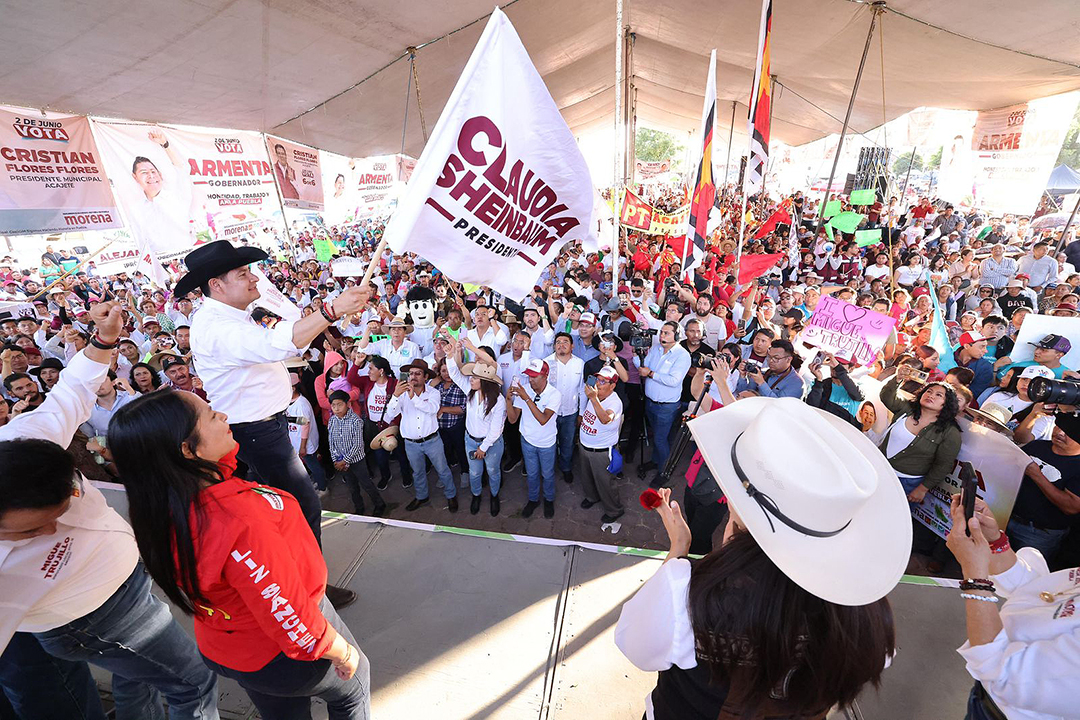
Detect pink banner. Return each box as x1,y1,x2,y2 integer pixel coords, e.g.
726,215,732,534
801,295,895,366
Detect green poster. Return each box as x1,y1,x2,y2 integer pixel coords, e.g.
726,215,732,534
855,228,882,247
823,200,842,219
830,211,865,234
849,188,877,206
314,239,334,263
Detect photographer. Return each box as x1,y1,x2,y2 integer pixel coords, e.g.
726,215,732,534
680,318,715,411
945,495,1079,720
734,339,805,400
636,321,692,486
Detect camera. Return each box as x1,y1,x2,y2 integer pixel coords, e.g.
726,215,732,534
1027,376,1080,407
743,360,760,375
693,352,717,369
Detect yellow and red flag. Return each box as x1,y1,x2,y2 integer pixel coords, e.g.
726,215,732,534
682,49,718,277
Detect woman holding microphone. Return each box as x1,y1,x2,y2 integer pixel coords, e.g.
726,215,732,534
108,389,371,719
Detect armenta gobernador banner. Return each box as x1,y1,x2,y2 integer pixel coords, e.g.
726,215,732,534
92,121,282,262
266,135,323,211
0,106,121,235
384,7,596,301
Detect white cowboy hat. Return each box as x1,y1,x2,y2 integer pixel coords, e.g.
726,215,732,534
460,362,502,385
369,425,399,452
687,397,910,606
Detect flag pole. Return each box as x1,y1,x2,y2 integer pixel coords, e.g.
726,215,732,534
814,3,883,234
612,0,624,286
723,100,736,197
29,239,118,302
1054,193,1080,256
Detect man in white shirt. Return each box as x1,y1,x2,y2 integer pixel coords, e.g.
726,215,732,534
384,359,457,513
545,332,585,485
507,358,562,518
467,306,509,357
498,330,531,473
181,240,369,609
0,301,218,720
126,127,195,255
358,318,420,376
678,294,727,349
578,366,625,524
522,305,553,358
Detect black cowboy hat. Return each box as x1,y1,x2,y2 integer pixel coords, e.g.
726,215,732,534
174,240,268,298
29,357,64,376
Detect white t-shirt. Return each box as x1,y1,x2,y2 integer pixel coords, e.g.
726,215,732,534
579,391,623,449
864,264,891,281
287,394,319,455
366,380,393,423
513,381,562,448
885,418,921,479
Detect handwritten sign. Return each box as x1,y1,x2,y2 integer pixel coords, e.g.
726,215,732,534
801,295,896,366
331,256,369,277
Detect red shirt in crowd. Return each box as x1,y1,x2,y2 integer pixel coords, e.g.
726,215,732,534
184,446,333,671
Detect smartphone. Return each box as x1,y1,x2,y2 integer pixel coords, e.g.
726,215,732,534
959,461,977,537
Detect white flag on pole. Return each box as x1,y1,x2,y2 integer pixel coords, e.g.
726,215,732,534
382,8,596,300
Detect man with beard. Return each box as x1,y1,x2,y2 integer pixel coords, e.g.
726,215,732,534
679,293,725,348
2,374,45,414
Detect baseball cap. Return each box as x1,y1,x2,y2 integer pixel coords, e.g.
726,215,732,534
911,287,930,298
958,331,986,346
594,366,619,382
1006,279,1024,288
1019,365,1056,380
523,358,549,377
579,312,596,326
1053,302,1078,314
1030,334,1072,354
161,355,187,371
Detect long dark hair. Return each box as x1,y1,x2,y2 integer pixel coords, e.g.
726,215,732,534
471,377,501,416
689,532,895,717
130,362,162,391
108,389,223,615
910,381,961,429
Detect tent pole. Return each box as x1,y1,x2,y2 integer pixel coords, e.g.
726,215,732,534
1054,193,1080,256
815,3,883,233
723,101,736,198
613,0,624,284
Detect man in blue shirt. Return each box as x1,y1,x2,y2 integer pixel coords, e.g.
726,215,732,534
952,330,994,399
635,321,692,488
735,339,806,399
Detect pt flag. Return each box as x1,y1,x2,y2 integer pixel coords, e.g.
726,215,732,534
383,8,595,301
0,106,121,235
265,135,323,211
93,122,282,264
682,49,717,275
744,0,773,195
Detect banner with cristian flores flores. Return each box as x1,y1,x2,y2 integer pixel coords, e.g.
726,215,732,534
384,7,596,301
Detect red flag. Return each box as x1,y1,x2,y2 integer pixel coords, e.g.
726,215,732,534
737,253,782,284
752,206,791,239
619,188,653,231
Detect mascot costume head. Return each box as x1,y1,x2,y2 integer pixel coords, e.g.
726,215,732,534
403,285,437,328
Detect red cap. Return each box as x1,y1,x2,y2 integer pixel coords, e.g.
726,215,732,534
523,358,549,377
959,331,986,346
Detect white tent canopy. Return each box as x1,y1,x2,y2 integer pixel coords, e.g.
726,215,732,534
2,0,1079,158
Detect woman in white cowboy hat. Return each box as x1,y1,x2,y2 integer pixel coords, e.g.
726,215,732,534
616,397,909,720
443,336,507,516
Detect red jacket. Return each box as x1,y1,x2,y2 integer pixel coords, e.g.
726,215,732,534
185,446,333,671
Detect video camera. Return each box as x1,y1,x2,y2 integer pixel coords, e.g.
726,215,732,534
628,325,657,355
1027,376,1080,407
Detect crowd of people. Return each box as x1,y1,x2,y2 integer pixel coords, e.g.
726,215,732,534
1,182,1078,719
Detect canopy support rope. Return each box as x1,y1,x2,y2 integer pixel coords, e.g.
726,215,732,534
409,47,429,143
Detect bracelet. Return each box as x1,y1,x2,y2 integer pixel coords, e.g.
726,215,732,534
90,334,118,350
320,303,338,323
989,531,1011,554
960,592,999,603
960,580,995,592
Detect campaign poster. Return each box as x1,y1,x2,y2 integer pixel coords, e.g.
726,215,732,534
910,418,1028,540
0,106,121,235
265,135,323,211
801,295,896,366
353,155,407,219
321,151,358,224
92,121,282,262
970,92,1080,215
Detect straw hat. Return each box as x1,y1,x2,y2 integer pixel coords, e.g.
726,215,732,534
460,362,502,385
385,318,414,333
369,426,399,452
687,397,910,606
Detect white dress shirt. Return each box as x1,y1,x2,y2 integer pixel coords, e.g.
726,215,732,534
498,350,531,390
366,337,421,376
384,385,441,440
544,353,585,417
513,382,561,448
189,296,302,423
957,547,1080,720
467,324,509,355
446,357,507,452
0,352,139,648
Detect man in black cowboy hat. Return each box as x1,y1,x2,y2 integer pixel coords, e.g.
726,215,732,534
182,240,370,608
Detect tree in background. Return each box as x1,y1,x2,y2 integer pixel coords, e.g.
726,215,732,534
892,150,924,175
1055,104,1080,169
635,128,682,162
927,146,943,170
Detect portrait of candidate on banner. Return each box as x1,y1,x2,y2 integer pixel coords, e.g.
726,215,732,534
266,135,324,212
94,121,280,262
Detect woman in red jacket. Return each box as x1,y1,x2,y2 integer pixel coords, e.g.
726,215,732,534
108,389,371,719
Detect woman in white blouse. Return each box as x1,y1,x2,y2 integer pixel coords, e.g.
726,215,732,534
445,336,507,516
947,495,1079,720
616,398,908,720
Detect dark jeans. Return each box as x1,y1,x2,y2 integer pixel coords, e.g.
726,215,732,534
232,412,322,545
201,597,369,720
645,399,681,470
621,383,646,459
502,416,522,465
341,461,383,514
0,632,107,720
363,419,413,485
555,413,578,473
301,453,327,491
683,485,729,556
438,421,467,470
33,563,218,720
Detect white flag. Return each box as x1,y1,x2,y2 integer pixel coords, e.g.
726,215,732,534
383,8,596,300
